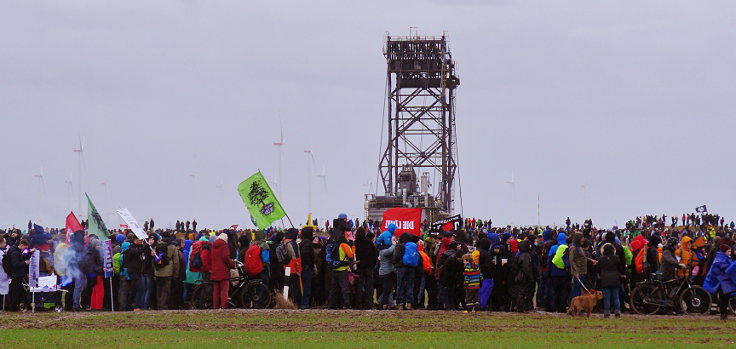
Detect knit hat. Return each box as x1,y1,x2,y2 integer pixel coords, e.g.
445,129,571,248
217,233,228,242
254,230,266,242
301,227,314,241
338,213,348,219
285,228,298,240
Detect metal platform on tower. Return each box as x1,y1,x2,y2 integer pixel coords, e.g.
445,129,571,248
365,30,460,224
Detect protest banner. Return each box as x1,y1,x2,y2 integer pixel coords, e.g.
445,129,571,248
116,208,148,240
381,208,422,236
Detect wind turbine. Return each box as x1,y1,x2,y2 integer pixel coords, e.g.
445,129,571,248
64,175,73,209
317,165,327,191
189,174,198,215
73,137,85,218
304,149,315,216
272,123,285,200
33,166,46,197
505,171,516,224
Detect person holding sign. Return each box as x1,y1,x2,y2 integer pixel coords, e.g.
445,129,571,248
6,239,30,311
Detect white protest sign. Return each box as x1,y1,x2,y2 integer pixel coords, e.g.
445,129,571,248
116,208,148,240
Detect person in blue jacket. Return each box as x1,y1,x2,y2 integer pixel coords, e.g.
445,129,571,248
376,223,398,250
703,242,735,321
548,232,570,313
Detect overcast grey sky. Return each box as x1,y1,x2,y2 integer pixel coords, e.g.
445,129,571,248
2,1,735,230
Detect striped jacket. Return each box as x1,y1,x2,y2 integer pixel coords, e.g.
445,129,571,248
463,261,482,290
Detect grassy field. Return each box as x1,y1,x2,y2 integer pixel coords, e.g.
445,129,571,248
0,309,734,348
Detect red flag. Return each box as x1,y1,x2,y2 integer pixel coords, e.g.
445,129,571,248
381,208,422,236
230,224,239,230
65,212,84,244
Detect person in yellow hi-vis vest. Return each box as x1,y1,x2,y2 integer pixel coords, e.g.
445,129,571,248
326,214,355,309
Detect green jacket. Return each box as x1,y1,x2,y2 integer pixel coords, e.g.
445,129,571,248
154,243,180,278
552,245,568,270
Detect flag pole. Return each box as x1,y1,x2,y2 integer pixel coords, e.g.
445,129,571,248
284,214,294,228
109,276,114,312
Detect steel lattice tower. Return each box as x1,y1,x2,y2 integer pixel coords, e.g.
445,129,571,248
377,32,460,215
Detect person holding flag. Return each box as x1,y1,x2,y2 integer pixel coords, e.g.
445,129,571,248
237,171,290,230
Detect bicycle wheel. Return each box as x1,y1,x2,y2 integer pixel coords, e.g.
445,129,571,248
729,295,736,315
631,284,663,315
678,286,712,314
240,281,271,309
192,283,213,310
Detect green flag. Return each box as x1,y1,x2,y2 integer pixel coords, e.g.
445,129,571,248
237,171,287,229
86,193,108,237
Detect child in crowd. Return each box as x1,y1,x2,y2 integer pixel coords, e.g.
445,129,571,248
463,253,481,312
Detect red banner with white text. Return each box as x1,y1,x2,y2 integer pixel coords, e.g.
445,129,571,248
381,208,422,236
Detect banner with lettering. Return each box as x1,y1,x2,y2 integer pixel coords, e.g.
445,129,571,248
381,208,422,236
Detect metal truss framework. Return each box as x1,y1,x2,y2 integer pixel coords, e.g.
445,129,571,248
378,34,460,213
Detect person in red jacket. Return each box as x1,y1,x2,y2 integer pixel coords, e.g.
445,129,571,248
210,233,235,309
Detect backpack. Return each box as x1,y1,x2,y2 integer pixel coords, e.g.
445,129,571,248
402,242,419,267
634,246,648,274
325,242,347,269
391,243,405,266
244,244,263,277
1,250,11,276
190,242,210,272
275,242,292,265
154,243,170,270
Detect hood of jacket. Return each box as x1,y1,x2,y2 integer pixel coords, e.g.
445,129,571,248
542,229,553,242
213,238,228,249
557,232,567,246
680,236,692,248
488,233,500,246
518,239,531,253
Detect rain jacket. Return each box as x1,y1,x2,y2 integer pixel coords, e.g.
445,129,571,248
376,223,398,249
675,236,696,278
703,251,736,295
209,238,235,281
550,233,569,275
185,237,207,284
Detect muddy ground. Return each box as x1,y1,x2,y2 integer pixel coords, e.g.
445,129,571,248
0,309,733,333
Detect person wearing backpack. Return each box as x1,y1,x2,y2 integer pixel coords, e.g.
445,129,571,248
326,229,354,309
354,227,377,309
279,228,302,304
548,232,570,313
153,233,180,310
299,227,317,309
598,244,624,318
268,232,285,294
394,233,419,310
536,228,555,309
415,239,436,310
378,243,396,310
210,233,235,309
513,239,537,312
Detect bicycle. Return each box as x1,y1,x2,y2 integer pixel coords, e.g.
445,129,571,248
191,260,273,309
630,268,711,315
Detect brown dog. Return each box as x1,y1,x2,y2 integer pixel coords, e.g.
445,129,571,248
566,290,603,317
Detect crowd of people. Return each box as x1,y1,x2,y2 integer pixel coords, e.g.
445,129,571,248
1,213,735,321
